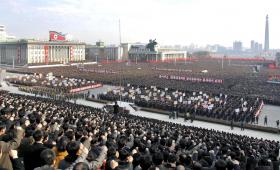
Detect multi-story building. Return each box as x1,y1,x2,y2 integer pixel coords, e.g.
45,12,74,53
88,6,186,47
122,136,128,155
128,44,187,62
0,39,85,65
86,41,187,62
250,40,263,53
0,25,16,42
86,41,127,61
251,40,255,52
233,41,242,52
85,44,102,61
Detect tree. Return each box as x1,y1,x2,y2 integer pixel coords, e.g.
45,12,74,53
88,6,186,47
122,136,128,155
192,51,210,58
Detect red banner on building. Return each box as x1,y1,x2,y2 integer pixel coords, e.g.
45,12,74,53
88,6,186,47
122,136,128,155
70,46,74,61
44,45,49,64
159,75,224,84
70,83,103,93
49,31,66,41
17,46,21,63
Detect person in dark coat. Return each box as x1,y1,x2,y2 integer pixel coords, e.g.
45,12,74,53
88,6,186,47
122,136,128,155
173,111,176,119
230,119,234,130
34,149,56,170
246,155,259,170
23,130,47,170
190,113,195,123
271,155,280,170
116,149,133,170
185,112,190,122
113,101,119,115
264,115,268,126
9,149,24,170
240,120,245,131
255,158,273,170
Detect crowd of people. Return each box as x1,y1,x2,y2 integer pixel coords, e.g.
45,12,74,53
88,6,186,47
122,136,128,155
0,91,279,170
14,59,280,105
98,85,262,123
5,73,96,93
18,86,86,102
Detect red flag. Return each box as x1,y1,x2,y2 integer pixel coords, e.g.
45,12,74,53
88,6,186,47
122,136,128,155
49,31,66,41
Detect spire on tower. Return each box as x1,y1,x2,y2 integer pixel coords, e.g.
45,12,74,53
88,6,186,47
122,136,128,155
264,14,269,52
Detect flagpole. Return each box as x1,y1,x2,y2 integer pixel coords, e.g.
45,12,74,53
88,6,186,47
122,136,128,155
119,19,122,46
222,55,224,69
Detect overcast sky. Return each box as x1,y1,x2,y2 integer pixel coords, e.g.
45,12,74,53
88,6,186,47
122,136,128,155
0,0,279,48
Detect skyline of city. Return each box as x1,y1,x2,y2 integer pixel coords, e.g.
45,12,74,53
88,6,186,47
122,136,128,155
1,0,279,48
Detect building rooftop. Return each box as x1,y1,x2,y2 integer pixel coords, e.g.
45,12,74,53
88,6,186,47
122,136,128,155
0,39,86,45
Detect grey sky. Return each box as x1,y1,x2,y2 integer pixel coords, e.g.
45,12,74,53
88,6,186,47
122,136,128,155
1,0,279,48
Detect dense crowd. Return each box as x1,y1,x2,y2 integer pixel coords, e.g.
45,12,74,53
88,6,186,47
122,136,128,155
5,73,96,93
98,85,262,123
14,59,280,105
18,86,86,102
0,91,279,170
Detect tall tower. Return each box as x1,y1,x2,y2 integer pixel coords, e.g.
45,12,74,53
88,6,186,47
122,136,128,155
264,15,269,52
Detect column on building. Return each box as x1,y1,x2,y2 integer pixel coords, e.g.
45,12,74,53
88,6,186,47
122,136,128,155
59,46,62,63
53,45,55,63
49,45,52,63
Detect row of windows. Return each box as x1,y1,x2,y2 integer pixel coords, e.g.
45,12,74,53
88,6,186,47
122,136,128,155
28,46,85,49
29,55,85,64
29,45,44,49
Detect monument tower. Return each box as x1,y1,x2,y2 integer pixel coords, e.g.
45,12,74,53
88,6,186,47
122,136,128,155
264,15,269,52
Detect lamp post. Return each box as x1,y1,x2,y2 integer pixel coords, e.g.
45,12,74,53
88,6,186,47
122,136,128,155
12,56,15,69
185,53,187,65
222,55,224,70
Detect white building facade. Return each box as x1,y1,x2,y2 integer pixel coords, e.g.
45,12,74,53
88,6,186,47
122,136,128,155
128,45,187,62
0,39,85,65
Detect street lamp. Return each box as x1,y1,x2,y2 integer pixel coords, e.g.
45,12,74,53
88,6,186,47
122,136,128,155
12,56,15,69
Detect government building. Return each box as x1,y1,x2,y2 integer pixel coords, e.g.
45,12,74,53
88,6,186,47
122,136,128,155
85,40,187,62
0,30,85,66
128,41,187,62
0,39,85,66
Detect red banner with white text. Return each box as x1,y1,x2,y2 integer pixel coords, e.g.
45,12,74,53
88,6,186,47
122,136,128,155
159,75,224,84
70,83,103,93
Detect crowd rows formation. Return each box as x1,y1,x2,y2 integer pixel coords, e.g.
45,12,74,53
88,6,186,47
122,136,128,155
5,73,96,93
98,85,263,123
15,60,280,105
0,91,279,170
18,86,86,101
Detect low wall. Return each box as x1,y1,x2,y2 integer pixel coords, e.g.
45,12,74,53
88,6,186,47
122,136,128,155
141,107,280,134
86,97,109,104
84,98,279,133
